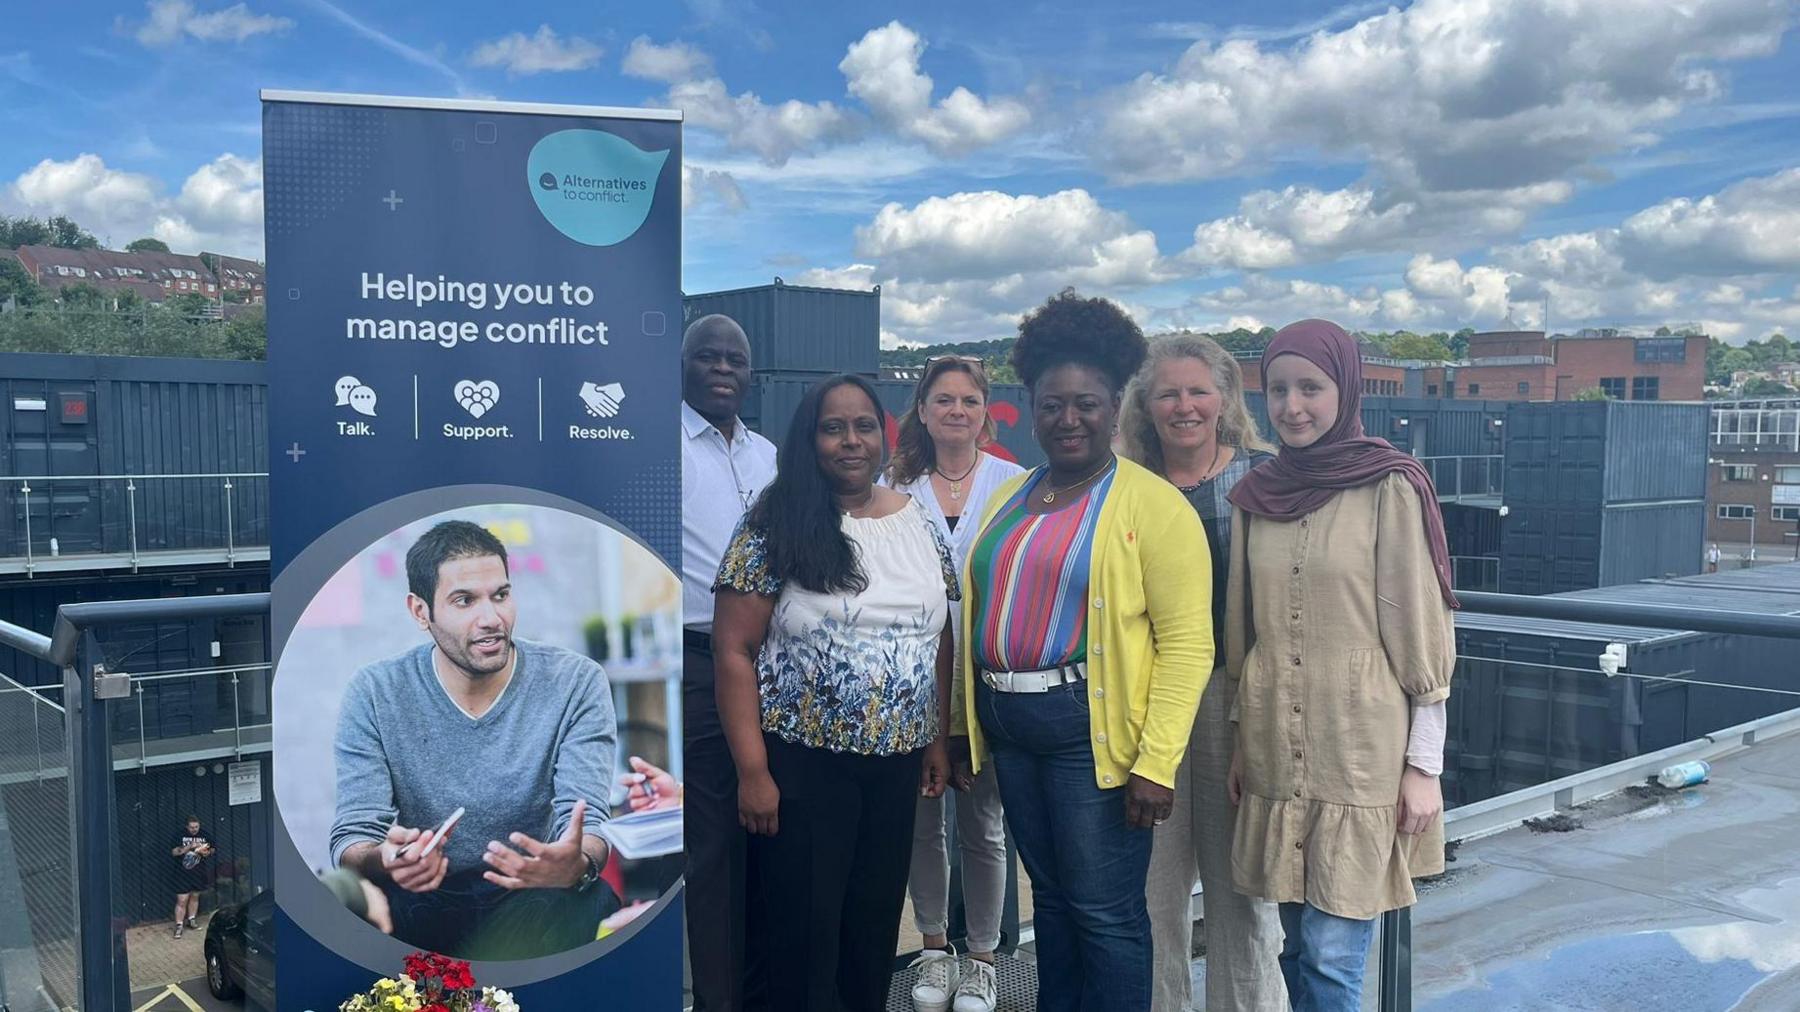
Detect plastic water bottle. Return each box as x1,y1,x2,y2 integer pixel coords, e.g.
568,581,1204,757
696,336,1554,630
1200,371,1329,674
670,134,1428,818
1657,760,1711,789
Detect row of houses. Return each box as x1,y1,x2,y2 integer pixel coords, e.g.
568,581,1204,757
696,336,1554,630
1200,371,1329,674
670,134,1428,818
4,244,266,304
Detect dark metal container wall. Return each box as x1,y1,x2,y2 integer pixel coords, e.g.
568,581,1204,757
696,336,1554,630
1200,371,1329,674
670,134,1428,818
1600,504,1705,585
682,281,881,377
1604,401,1708,503
0,568,269,689
0,353,269,558
1445,618,1699,806
1444,564,1800,807
112,755,273,923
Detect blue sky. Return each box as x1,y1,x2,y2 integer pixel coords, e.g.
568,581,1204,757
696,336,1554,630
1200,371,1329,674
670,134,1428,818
3,0,1797,345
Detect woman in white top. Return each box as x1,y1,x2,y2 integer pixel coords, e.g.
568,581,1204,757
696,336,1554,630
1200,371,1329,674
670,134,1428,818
884,356,1026,1012
714,373,959,1012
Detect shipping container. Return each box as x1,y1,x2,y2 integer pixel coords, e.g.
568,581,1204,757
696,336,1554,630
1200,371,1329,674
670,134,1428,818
0,353,268,562
1499,400,1706,593
1445,562,1800,806
682,281,881,377
0,567,269,691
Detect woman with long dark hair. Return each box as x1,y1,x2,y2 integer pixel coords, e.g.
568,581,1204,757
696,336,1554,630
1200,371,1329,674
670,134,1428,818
1120,334,1286,1012
885,356,1025,1012
1224,320,1457,1012
713,373,958,1011
950,291,1214,1012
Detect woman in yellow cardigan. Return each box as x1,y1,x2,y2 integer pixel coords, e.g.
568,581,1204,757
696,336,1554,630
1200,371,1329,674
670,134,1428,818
947,290,1214,1012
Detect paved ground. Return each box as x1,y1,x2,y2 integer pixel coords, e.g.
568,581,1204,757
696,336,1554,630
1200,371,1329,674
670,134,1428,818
1412,724,1800,1010
130,976,243,1012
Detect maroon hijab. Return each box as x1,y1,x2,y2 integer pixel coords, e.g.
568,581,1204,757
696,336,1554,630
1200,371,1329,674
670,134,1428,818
1228,319,1459,608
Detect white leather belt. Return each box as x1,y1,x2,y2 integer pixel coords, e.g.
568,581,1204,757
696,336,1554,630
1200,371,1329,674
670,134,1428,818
982,662,1088,693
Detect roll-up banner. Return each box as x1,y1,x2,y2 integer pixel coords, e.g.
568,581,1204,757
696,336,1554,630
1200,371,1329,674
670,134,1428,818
263,91,683,1009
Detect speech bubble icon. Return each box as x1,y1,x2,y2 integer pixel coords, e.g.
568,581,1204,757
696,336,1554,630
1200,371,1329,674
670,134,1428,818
334,376,361,406
348,384,378,417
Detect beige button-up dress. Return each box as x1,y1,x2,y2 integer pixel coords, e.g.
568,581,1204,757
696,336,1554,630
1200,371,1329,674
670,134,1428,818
1223,473,1454,919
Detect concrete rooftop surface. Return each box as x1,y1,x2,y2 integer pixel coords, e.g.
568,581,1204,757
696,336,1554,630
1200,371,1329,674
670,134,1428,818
1413,723,1800,1010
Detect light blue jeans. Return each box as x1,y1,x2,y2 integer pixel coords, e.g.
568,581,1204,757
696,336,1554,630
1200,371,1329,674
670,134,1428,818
1277,902,1378,1012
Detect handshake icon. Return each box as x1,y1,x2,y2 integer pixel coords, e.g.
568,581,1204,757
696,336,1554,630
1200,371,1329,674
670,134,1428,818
579,381,626,419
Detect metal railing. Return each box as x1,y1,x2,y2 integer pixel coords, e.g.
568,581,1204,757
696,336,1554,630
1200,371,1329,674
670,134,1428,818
0,592,269,1011
1448,554,1500,592
118,664,272,769
1,472,269,576
1417,454,1504,502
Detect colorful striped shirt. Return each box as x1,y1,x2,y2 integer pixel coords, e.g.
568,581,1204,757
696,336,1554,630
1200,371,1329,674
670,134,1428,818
969,467,1115,672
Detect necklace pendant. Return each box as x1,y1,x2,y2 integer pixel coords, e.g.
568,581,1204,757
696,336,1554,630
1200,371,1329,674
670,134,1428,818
950,481,964,500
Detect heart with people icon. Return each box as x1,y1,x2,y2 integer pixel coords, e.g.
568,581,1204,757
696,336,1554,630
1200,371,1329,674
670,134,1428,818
454,380,500,419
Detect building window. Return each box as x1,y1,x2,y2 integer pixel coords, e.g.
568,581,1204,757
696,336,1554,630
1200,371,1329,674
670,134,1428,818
1600,377,1627,399
1517,381,1530,396
1718,504,1755,519
1427,384,1438,396
1775,506,1800,523
1775,466,1800,483
1722,464,1757,481
1635,337,1687,363
1468,383,1481,396
1632,376,1660,400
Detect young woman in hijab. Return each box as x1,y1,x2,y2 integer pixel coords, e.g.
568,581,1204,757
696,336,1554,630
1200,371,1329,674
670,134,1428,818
1119,335,1286,1012
1223,320,1457,1012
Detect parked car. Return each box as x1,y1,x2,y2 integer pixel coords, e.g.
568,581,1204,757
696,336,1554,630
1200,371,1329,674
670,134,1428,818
204,890,274,1008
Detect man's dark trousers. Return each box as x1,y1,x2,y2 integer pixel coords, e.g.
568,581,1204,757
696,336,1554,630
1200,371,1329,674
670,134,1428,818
685,633,764,1010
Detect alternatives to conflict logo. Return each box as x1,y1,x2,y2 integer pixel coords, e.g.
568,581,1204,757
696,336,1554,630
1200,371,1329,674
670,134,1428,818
527,129,669,247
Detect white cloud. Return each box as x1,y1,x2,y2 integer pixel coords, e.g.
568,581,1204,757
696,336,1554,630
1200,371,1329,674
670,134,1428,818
854,189,1167,286
790,189,1173,346
1097,0,1788,189
667,77,858,166
129,0,292,46
1182,180,1574,270
621,37,712,84
469,25,602,75
1617,168,1800,278
682,164,747,212
839,21,1032,156
5,153,263,256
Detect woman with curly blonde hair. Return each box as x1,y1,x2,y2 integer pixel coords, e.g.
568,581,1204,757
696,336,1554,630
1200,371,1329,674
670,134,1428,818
1121,333,1285,1012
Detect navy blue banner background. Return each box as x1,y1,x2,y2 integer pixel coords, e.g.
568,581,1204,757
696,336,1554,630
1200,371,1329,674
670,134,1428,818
264,94,682,1010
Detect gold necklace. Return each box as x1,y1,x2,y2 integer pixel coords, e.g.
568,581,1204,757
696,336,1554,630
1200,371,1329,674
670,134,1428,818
1041,457,1115,504
935,456,979,501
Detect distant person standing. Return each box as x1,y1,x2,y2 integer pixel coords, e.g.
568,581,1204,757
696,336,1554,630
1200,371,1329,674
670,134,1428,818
170,815,213,938
680,313,778,1011
1708,543,1721,573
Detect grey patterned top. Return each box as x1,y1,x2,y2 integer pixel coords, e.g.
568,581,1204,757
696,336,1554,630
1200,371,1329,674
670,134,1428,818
1176,450,1273,662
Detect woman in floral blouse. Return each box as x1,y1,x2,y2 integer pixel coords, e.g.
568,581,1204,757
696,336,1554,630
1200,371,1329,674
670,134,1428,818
713,372,959,1012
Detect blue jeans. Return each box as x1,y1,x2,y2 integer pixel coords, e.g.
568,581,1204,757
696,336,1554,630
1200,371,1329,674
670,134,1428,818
976,680,1152,1012
1277,902,1377,1012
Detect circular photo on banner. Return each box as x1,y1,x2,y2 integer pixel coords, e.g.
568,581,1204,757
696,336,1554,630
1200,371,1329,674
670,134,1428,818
273,502,682,962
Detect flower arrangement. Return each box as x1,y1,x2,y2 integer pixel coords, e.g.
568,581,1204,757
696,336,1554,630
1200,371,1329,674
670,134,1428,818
338,952,520,1012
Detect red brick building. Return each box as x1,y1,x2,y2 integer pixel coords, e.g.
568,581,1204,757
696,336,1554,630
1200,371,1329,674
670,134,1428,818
1435,330,1707,402
204,252,266,303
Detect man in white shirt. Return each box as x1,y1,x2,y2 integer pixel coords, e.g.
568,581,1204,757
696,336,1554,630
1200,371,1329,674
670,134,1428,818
681,313,777,1011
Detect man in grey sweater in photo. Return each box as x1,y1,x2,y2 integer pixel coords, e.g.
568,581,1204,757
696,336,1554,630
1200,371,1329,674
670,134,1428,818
330,519,619,959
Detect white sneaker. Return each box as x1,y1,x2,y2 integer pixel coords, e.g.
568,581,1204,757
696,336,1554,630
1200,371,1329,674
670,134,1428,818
952,958,997,1012
910,947,961,1012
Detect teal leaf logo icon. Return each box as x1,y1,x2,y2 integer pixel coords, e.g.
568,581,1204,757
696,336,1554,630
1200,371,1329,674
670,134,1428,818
527,129,669,247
